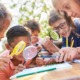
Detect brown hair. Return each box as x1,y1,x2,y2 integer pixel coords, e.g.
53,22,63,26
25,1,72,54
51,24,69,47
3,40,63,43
0,3,12,29
49,10,80,37
23,19,40,33
49,10,64,26
62,11,80,37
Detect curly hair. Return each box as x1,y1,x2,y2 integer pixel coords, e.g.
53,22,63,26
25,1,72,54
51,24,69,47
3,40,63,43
23,19,40,33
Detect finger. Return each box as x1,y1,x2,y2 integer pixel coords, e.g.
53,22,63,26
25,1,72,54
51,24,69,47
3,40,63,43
67,53,72,61
1,55,13,59
15,66,25,72
69,54,74,61
63,53,68,62
36,60,43,64
18,67,26,71
0,61,8,66
18,64,26,68
59,53,64,62
0,58,10,63
55,55,60,62
0,66,6,70
6,55,13,59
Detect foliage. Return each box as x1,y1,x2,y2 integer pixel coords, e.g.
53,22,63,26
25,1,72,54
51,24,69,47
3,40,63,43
0,0,60,53
7,0,53,38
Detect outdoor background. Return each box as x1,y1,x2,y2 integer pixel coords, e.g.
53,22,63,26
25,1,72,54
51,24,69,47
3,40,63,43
0,0,57,53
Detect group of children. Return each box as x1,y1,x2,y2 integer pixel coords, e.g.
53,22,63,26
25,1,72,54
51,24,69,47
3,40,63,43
51,0,80,62
0,1,80,79
0,3,58,79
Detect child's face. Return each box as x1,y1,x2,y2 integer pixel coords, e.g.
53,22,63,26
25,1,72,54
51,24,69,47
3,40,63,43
55,0,80,18
8,36,31,61
51,18,71,38
0,16,11,39
32,30,39,36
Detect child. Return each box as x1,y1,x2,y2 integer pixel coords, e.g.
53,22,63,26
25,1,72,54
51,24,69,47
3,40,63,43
0,3,12,73
23,19,42,51
52,0,80,18
23,20,58,67
0,25,31,80
49,10,80,47
0,25,56,79
23,19,40,37
48,10,80,62
0,3,12,39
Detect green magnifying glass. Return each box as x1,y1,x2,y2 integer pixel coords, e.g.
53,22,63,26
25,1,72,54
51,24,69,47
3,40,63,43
49,30,59,41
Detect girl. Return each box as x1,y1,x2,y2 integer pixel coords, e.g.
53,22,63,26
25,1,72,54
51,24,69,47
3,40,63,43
52,0,80,62
48,10,80,62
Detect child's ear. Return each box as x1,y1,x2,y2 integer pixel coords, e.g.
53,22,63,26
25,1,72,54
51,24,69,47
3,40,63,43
5,43,11,50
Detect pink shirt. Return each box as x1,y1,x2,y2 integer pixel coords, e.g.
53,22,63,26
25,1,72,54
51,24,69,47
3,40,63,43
0,50,32,80
0,50,15,80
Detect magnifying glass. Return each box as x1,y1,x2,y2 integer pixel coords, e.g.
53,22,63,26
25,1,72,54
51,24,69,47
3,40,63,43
23,46,37,60
49,30,59,41
39,52,60,59
10,41,26,57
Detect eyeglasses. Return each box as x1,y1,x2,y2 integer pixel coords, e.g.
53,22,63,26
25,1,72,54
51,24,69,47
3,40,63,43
53,21,67,32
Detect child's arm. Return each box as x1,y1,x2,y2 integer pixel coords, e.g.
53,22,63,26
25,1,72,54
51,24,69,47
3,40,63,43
42,38,59,54
56,47,78,62
25,59,33,68
0,55,12,70
44,58,56,65
35,57,45,66
14,64,26,74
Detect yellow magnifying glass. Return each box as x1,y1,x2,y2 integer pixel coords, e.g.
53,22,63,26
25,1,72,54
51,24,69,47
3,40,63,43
10,41,26,57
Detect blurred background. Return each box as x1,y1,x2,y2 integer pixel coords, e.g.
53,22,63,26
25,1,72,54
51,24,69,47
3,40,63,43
0,0,58,53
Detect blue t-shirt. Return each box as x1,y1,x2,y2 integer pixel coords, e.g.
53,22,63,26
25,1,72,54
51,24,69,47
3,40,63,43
62,18,80,47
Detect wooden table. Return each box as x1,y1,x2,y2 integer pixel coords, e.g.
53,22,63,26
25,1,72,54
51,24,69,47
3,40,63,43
14,63,80,80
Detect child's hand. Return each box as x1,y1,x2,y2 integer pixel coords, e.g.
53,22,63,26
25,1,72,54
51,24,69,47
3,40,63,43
42,38,59,54
0,55,12,70
35,57,45,66
36,45,42,52
56,47,78,62
31,36,39,44
15,64,26,74
44,58,56,65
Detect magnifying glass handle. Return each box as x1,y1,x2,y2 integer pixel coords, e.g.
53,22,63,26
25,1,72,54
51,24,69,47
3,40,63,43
40,53,60,59
10,53,14,57
40,55,56,58
23,61,26,65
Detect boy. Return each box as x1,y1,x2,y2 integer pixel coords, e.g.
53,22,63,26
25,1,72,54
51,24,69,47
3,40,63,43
0,25,31,80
